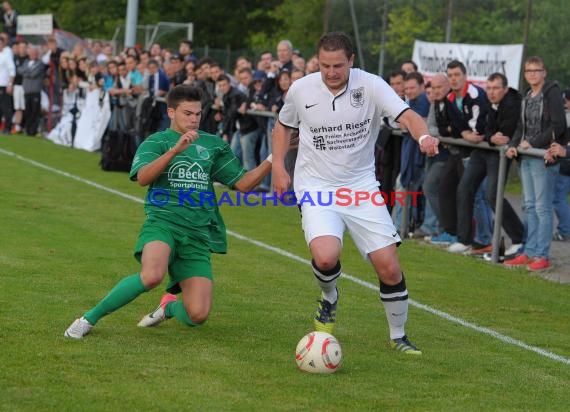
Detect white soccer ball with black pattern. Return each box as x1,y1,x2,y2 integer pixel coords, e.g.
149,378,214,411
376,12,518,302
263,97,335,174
295,331,342,374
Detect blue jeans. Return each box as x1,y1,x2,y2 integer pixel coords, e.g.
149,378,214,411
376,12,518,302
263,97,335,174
392,167,424,232
553,172,570,236
230,131,242,165
259,117,275,190
473,177,494,245
520,157,559,258
419,158,444,235
240,129,261,171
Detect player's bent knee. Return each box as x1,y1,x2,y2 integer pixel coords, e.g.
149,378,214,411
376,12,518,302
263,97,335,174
140,270,166,289
188,309,209,325
312,257,338,271
377,262,402,284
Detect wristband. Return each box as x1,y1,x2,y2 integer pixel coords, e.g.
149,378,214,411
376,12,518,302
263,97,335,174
419,134,430,145
265,154,273,164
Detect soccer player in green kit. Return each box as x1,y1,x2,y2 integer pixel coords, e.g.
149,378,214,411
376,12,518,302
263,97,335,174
65,85,272,339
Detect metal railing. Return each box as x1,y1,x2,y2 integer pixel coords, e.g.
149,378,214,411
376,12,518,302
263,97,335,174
245,110,553,264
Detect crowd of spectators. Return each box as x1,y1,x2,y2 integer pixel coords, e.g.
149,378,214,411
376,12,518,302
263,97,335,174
377,57,570,272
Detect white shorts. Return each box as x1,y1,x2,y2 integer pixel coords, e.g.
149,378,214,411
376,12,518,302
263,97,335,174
13,85,25,110
299,189,401,258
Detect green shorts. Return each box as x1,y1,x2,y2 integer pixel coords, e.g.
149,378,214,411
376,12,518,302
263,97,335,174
134,219,213,294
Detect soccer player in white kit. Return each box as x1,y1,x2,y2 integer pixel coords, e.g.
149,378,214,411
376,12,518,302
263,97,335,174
272,32,439,355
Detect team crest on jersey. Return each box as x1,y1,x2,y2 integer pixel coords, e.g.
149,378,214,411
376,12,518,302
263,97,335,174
195,144,210,160
350,87,364,107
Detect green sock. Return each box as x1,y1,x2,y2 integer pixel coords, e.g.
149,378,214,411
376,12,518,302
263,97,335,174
165,301,197,327
83,273,147,325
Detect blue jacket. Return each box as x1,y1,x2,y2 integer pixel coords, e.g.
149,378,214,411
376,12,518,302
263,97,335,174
148,69,170,98
400,93,429,188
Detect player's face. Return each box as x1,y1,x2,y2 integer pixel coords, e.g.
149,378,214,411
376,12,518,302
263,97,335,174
168,101,202,134
318,49,354,93
485,78,508,104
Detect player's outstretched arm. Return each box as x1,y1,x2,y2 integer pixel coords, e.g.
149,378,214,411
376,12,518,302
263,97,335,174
136,131,199,186
271,121,293,197
398,109,439,156
233,158,273,193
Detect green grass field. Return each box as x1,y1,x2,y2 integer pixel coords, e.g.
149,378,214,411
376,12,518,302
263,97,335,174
1,135,569,411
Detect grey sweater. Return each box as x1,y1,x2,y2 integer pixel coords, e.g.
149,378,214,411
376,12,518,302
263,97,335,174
17,59,46,94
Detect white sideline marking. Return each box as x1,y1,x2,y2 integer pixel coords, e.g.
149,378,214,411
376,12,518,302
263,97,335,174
2,147,569,366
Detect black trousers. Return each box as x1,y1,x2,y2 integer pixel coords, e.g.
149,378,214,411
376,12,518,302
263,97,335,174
24,92,41,136
438,153,464,235
0,86,13,132
456,149,524,245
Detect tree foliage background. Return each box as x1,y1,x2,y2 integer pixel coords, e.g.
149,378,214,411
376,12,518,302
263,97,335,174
14,0,570,87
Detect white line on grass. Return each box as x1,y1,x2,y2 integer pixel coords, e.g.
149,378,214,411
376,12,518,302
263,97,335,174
2,147,569,366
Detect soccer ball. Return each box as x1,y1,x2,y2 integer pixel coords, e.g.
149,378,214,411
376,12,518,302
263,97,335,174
295,331,342,374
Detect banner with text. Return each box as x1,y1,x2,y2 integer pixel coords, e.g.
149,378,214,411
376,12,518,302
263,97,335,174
17,14,53,35
412,40,523,89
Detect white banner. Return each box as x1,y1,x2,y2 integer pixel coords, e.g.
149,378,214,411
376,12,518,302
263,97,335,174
17,14,53,35
412,40,523,89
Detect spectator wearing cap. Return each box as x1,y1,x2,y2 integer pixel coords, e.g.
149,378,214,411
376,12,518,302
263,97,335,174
168,53,185,87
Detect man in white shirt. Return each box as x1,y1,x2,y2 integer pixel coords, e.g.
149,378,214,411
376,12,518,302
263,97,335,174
273,32,439,355
0,35,15,134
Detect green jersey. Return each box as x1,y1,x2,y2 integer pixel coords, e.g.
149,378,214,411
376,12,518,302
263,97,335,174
130,128,246,253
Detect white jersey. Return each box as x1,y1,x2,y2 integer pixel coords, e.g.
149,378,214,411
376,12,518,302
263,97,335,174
279,68,409,192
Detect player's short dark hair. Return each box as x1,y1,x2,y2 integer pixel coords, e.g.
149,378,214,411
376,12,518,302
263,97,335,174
447,60,466,74
487,72,508,87
167,85,203,109
404,71,424,85
317,32,354,59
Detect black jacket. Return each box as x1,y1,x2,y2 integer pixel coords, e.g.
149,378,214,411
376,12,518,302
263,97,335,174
221,86,246,138
510,80,567,149
485,87,522,145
